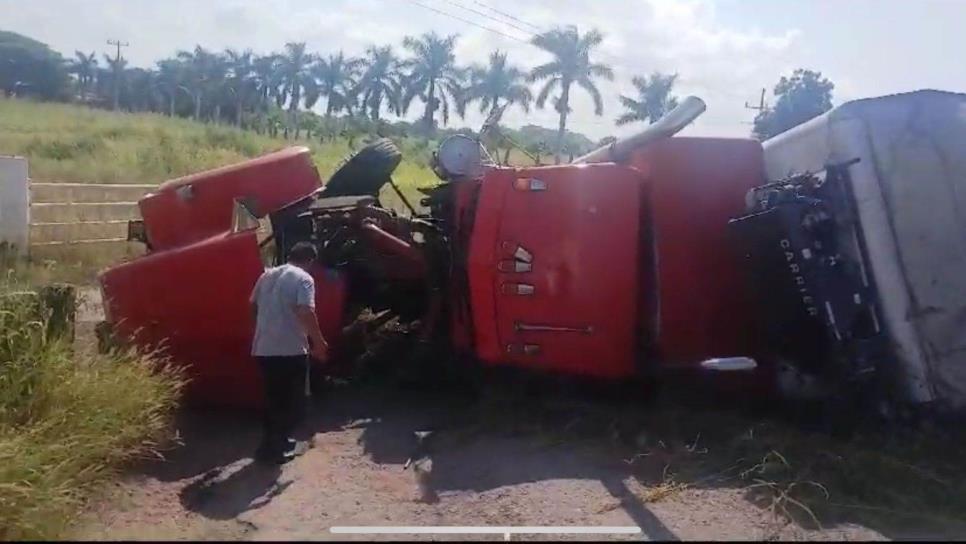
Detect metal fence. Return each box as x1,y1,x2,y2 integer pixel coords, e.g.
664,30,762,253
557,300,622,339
29,182,155,259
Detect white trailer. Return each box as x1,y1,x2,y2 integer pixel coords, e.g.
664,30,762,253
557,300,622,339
763,90,966,409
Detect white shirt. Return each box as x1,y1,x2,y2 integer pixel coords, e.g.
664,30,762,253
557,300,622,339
249,264,316,357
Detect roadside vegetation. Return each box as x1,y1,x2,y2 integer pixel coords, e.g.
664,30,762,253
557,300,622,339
0,278,184,539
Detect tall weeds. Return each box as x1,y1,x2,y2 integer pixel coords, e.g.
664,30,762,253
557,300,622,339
0,279,184,539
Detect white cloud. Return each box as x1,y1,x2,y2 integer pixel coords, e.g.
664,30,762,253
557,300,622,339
3,0,802,139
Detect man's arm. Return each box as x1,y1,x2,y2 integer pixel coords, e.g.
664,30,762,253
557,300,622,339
295,305,328,360
294,274,328,361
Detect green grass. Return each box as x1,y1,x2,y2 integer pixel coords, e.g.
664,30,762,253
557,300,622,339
0,279,184,540
0,98,437,189
0,98,444,280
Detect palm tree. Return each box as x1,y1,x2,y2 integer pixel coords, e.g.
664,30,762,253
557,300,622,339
123,68,159,112
208,56,229,123
154,59,184,117
356,46,402,122
224,49,256,126
102,53,128,111
177,46,221,121
400,32,464,133
464,51,532,118
252,54,282,133
69,51,98,98
616,73,679,126
528,26,613,163
313,51,363,119
276,42,317,139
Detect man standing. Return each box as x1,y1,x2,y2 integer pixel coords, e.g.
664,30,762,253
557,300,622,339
250,242,328,464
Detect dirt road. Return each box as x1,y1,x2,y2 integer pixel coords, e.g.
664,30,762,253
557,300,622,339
73,287,966,541
74,380,895,542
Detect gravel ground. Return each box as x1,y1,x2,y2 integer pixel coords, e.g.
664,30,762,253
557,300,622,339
74,384,890,542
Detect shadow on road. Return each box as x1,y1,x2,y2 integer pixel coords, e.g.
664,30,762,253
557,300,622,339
129,354,966,541
179,460,289,520
314,377,683,540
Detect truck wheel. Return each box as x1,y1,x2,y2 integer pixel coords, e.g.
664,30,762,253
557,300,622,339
321,138,403,198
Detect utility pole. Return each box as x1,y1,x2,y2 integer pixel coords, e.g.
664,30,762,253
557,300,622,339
743,87,768,126
106,39,129,111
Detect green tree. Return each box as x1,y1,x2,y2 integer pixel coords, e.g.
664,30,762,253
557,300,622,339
224,49,256,126
276,42,317,138
176,46,222,121
102,53,128,111
753,69,834,140
616,72,679,126
464,51,532,118
0,31,69,100
122,67,159,112
400,32,464,133
68,51,98,98
528,26,613,163
155,59,185,117
357,45,402,122
298,111,321,140
312,51,363,119
252,54,282,133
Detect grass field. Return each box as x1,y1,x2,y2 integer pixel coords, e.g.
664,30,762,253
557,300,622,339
0,98,444,279
0,98,439,192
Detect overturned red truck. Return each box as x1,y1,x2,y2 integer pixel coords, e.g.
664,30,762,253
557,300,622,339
99,90,966,415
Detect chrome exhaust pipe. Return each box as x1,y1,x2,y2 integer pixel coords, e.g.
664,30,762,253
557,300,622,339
573,96,707,164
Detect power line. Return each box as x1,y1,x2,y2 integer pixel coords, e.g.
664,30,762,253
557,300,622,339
745,88,767,112
437,0,537,36
106,39,129,62
472,0,543,32
743,87,768,125
401,0,532,43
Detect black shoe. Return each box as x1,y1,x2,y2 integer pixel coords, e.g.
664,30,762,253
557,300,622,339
280,438,313,460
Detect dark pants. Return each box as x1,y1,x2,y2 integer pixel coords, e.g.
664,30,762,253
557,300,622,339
256,355,308,456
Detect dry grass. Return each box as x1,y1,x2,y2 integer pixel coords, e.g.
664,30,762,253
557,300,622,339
626,404,966,533
0,278,185,539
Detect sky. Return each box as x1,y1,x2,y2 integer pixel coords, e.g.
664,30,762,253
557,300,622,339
3,0,965,140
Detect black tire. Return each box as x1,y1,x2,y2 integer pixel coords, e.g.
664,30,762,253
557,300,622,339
321,138,403,198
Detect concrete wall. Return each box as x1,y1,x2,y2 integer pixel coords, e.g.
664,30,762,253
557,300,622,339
0,156,29,254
